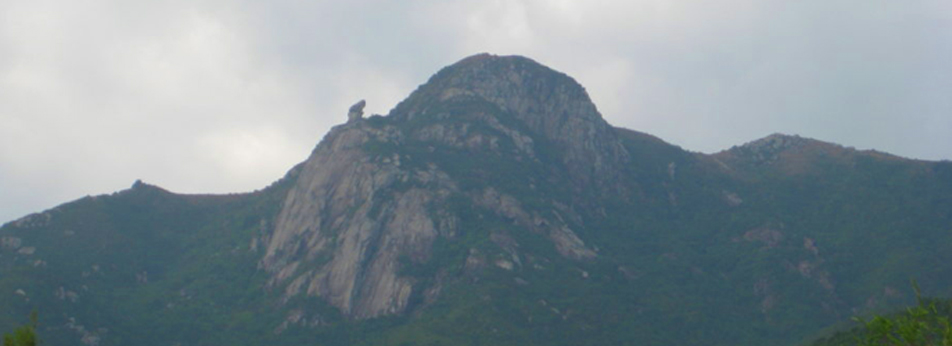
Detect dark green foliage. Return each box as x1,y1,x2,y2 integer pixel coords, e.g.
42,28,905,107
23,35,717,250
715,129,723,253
0,179,298,346
856,301,952,346
810,287,952,346
3,312,37,346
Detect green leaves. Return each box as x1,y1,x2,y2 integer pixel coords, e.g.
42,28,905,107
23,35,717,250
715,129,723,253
855,300,952,346
2,312,37,346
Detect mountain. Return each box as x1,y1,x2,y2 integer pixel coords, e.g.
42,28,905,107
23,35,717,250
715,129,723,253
2,53,951,346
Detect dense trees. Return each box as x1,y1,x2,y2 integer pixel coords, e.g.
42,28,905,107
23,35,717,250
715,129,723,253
2,312,37,346
811,285,952,346
855,294,952,346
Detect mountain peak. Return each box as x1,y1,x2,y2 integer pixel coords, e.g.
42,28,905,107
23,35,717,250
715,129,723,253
387,54,629,192
126,179,168,194
714,133,901,175
430,53,574,85
260,54,632,319
440,52,528,68
431,53,569,80
391,53,596,124
739,133,812,151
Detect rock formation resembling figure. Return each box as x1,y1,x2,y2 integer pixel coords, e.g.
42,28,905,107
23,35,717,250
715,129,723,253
347,100,366,123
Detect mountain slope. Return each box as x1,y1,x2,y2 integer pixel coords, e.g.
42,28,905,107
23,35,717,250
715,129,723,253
2,54,951,346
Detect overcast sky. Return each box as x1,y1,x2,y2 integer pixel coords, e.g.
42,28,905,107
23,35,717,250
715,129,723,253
2,0,950,223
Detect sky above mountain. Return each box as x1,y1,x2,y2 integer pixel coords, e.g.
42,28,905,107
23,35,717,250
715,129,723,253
1,0,950,223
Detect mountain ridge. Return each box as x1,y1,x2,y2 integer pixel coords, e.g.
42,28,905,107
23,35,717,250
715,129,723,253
2,53,951,346
259,53,621,319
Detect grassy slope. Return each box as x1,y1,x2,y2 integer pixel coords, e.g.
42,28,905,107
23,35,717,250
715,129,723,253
0,176,295,345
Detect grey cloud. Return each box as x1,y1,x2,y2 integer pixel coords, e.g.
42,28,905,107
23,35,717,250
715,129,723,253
1,0,950,223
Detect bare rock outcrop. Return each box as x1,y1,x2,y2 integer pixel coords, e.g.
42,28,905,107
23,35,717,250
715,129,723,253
473,188,595,260
261,119,461,318
347,100,366,123
261,54,615,319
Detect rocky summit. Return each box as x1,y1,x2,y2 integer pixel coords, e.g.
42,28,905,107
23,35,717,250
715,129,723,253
2,54,951,346
261,54,614,319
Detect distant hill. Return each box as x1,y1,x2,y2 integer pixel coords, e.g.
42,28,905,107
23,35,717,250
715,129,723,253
2,53,951,346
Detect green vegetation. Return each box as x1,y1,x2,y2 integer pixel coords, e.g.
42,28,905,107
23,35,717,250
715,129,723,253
3,313,37,346
856,300,952,346
0,180,299,345
811,285,952,346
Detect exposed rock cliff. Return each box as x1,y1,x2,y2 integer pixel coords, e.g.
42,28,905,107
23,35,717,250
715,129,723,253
260,120,457,318
261,54,612,319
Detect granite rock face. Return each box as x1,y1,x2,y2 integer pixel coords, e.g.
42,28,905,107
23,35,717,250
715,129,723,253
260,54,615,319
260,120,458,318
